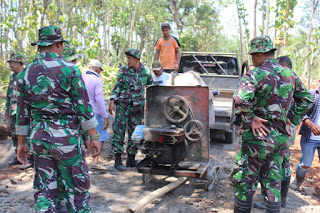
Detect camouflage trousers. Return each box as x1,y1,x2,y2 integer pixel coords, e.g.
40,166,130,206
232,134,288,202
282,148,291,178
111,102,144,155
10,115,18,151
32,139,91,213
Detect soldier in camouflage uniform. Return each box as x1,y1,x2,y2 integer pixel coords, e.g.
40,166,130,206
16,26,102,213
56,44,82,213
253,56,295,210
109,48,153,171
231,36,313,213
5,53,25,166
62,45,92,155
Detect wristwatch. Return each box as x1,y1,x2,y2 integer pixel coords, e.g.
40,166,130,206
90,132,100,140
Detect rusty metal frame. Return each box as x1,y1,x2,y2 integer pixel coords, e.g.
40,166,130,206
145,86,210,161
137,162,209,179
140,86,211,180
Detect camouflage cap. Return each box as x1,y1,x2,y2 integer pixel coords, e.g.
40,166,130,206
63,45,81,62
125,48,141,59
7,53,24,63
31,26,69,46
249,35,277,54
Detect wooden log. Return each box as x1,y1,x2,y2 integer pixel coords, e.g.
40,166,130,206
128,177,187,213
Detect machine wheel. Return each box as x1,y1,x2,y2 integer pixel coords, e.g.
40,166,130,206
225,126,235,144
184,120,205,142
204,166,220,191
142,173,153,184
163,95,190,123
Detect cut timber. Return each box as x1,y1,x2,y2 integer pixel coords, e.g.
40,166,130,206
128,177,187,212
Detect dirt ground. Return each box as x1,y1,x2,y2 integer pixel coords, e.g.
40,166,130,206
1,126,320,212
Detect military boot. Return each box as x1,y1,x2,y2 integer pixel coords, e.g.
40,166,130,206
114,154,126,171
234,196,252,213
265,201,280,213
126,154,138,168
281,176,291,208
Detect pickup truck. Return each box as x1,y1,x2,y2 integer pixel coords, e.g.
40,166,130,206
178,52,245,143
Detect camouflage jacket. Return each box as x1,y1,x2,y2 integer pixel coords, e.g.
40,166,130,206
6,73,18,116
234,58,313,143
110,63,152,105
15,52,98,139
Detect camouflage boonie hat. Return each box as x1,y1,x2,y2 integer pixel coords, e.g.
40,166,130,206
249,35,277,54
7,53,24,63
63,45,81,62
31,26,69,46
125,48,141,59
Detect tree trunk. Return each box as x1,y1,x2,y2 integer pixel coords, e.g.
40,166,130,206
62,0,67,35
236,3,245,62
283,0,290,51
103,14,108,65
107,12,111,65
1,0,4,61
274,4,279,58
264,0,270,35
24,0,34,46
308,46,314,89
4,0,8,56
253,0,257,37
128,0,136,47
318,53,320,80
41,0,49,27
129,0,133,47
140,18,146,55
170,0,184,35
20,0,24,27
302,0,319,80
99,39,103,62
102,0,111,65
261,0,265,35
241,0,249,62
12,9,27,60
56,0,60,24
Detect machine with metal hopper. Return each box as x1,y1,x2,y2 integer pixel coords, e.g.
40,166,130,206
133,85,219,191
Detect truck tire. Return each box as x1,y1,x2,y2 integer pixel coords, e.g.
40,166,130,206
225,127,235,144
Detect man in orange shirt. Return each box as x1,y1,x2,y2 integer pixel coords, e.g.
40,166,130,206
154,23,180,73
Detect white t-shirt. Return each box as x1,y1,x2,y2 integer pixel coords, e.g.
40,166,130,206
310,111,320,140
152,72,170,85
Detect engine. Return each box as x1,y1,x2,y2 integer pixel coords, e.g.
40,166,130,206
142,125,187,165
